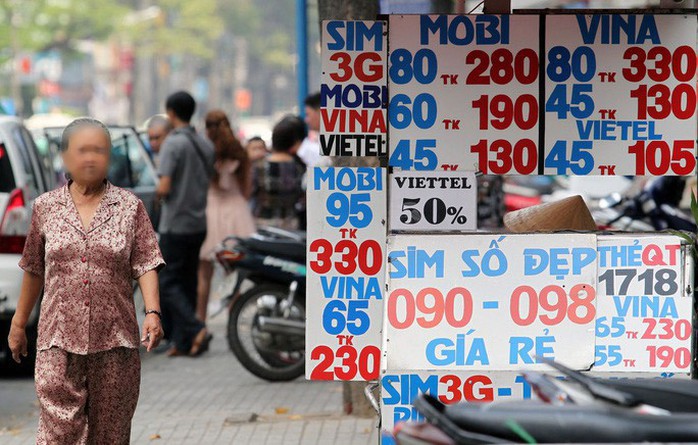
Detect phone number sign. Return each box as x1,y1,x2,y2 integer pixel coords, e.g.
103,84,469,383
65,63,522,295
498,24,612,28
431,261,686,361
383,14,697,175
306,167,386,381
384,233,598,371
544,14,698,176
593,235,692,372
387,14,540,173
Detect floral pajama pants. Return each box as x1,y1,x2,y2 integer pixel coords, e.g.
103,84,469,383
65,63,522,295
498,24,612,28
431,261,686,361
35,347,140,445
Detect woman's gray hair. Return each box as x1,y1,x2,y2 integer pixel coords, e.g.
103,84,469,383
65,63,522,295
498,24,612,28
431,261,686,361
60,117,111,152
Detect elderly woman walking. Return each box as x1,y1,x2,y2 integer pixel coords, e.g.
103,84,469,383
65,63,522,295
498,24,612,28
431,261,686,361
7,118,165,444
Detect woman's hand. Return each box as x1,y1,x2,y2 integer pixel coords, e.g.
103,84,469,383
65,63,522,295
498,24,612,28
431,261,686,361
141,314,164,352
137,270,163,352
9,271,43,363
8,320,28,363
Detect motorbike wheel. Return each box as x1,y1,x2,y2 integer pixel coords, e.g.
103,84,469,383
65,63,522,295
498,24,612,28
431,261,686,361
227,284,305,382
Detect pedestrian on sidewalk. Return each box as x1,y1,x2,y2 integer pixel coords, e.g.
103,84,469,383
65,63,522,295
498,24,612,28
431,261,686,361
196,110,256,322
156,91,215,357
8,118,166,444
246,136,269,215
144,114,172,232
297,91,327,169
145,114,173,165
252,115,306,230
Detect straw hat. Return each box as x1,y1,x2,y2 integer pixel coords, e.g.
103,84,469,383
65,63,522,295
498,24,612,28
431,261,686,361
504,195,597,233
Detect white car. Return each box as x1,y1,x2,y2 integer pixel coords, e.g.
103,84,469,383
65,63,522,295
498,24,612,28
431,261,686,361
0,116,53,372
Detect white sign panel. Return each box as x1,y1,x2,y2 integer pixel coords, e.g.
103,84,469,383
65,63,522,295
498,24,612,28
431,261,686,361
389,171,477,232
384,234,598,371
306,167,386,381
388,15,540,173
593,235,693,372
544,14,698,176
321,20,388,157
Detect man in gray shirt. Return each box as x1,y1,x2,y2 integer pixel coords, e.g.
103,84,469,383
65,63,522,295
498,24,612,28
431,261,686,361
156,91,214,357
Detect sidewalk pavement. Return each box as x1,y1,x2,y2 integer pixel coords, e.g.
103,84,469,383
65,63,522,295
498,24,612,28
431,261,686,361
0,312,380,444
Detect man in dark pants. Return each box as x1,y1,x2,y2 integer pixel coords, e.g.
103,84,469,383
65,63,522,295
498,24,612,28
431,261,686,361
156,91,214,356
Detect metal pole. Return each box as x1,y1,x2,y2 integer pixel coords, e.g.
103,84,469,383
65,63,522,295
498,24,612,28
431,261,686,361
296,0,308,118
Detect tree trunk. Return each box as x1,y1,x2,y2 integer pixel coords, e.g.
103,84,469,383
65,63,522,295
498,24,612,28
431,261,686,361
431,0,453,13
317,0,380,28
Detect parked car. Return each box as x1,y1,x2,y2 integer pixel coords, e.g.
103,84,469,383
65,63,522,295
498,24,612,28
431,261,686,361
0,116,53,372
30,125,160,222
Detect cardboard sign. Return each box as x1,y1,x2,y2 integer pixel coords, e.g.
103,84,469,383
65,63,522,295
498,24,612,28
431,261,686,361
388,14,541,173
389,171,477,232
387,14,697,176
593,235,693,372
306,167,386,381
321,20,388,157
384,233,598,371
544,14,698,176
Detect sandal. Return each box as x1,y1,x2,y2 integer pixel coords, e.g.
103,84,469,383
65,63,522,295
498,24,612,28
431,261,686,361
166,347,186,357
189,328,213,356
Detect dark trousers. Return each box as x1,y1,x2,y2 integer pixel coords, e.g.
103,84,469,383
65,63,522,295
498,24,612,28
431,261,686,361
159,232,206,353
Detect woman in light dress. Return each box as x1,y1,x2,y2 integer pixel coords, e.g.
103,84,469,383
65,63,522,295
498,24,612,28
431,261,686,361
196,110,256,321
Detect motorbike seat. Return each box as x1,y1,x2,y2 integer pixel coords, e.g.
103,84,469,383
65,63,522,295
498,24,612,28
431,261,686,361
239,235,306,261
416,394,698,443
604,377,698,413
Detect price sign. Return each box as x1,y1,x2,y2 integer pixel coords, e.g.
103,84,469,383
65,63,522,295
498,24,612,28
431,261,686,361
384,234,598,371
321,20,388,157
594,235,692,372
544,14,698,176
380,370,535,445
306,167,386,381
389,171,477,232
388,15,540,173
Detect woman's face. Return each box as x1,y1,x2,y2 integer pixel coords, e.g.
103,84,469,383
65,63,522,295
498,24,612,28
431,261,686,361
62,126,111,185
205,121,218,141
246,140,267,162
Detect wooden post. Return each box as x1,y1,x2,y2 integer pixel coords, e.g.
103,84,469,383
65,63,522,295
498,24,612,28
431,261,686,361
483,0,511,14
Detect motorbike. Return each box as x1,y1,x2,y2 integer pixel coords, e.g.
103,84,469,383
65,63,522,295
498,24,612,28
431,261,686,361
393,359,698,444
594,176,696,232
214,227,306,382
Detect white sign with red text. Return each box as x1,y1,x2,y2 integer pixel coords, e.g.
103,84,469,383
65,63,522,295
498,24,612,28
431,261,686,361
384,233,598,371
306,167,386,381
321,20,388,157
593,234,693,372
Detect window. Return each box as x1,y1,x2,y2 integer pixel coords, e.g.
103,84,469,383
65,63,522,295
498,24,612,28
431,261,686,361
0,142,16,193
22,126,54,190
12,127,40,198
109,128,156,188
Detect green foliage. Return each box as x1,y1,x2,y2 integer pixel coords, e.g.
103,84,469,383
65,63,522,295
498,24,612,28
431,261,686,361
217,0,297,69
121,0,223,59
0,0,128,52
